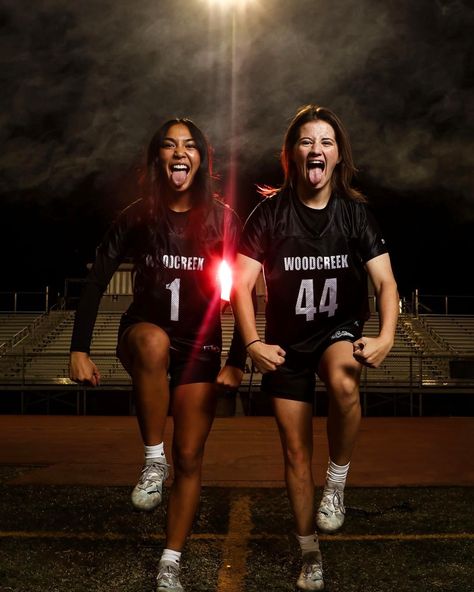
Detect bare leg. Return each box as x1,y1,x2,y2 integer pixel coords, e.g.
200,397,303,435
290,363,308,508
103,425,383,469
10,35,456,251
165,382,217,550
317,340,362,465
272,397,315,536
118,323,170,445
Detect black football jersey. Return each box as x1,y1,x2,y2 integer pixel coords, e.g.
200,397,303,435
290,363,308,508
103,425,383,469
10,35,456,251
239,189,388,353
71,198,243,361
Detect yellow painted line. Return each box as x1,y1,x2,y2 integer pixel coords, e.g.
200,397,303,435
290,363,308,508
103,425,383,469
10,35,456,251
0,531,131,541
319,533,474,542
0,531,473,542
285,532,474,542
216,493,252,592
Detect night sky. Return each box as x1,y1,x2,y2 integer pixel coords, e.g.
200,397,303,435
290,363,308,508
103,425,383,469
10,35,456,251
1,0,473,301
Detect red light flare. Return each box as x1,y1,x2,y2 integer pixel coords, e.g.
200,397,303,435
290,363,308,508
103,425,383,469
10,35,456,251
178,258,235,384
179,213,237,383
218,259,232,301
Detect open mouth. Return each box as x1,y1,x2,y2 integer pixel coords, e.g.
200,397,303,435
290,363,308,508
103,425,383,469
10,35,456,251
307,159,325,171
306,158,326,186
307,159,325,185
170,163,190,187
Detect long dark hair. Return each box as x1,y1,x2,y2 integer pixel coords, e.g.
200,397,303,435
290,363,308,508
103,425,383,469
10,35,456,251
143,118,214,217
262,105,366,202
135,118,215,288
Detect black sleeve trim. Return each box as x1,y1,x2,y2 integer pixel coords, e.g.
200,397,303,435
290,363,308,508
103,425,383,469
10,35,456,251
70,207,134,353
225,319,247,371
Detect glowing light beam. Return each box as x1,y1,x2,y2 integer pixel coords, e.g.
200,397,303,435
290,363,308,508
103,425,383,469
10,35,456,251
206,0,254,9
218,260,233,301
207,0,255,12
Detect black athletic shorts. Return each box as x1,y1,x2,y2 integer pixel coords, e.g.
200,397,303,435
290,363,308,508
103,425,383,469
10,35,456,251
117,312,221,390
261,321,363,404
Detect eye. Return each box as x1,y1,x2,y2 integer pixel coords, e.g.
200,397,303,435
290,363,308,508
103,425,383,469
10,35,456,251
300,139,312,147
185,142,197,150
161,141,175,149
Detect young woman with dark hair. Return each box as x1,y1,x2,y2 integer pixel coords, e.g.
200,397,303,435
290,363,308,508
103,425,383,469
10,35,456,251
69,118,245,592
232,105,398,590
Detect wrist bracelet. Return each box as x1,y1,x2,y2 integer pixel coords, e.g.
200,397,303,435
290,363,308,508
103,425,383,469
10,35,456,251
245,339,261,349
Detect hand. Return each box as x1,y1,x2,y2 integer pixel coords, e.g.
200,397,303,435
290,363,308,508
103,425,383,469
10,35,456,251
352,336,393,369
69,351,101,386
216,365,244,390
247,341,286,373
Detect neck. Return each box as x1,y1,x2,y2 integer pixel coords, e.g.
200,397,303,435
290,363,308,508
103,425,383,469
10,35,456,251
166,191,194,212
295,181,332,210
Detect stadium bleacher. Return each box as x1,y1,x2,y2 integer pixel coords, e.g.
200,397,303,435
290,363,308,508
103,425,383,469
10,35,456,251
0,313,43,349
420,315,474,354
1,306,473,416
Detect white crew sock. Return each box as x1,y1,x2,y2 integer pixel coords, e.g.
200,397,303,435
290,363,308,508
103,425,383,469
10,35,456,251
326,459,350,487
144,442,165,465
296,533,320,556
160,548,182,565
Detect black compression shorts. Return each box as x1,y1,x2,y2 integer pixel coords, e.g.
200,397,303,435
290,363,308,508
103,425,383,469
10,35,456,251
117,312,221,389
261,321,363,403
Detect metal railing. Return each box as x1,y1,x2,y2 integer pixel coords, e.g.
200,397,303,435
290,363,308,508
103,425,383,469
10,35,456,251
1,350,473,411
0,288,54,313
0,310,61,355
410,290,474,316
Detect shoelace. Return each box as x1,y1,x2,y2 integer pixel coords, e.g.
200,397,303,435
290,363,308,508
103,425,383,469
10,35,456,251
138,462,169,491
158,565,180,585
320,488,344,515
303,561,323,579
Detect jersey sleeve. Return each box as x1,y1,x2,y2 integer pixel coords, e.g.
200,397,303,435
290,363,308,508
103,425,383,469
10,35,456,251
70,206,136,353
222,207,242,264
222,207,247,370
356,206,389,264
238,201,270,263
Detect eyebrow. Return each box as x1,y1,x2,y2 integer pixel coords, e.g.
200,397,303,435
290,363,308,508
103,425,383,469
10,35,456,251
298,135,336,142
163,136,195,142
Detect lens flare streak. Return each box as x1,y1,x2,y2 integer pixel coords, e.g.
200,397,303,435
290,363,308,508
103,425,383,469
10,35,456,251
218,259,232,301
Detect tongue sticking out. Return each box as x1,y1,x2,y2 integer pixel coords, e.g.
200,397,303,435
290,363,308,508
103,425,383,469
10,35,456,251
171,170,188,187
308,167,323,186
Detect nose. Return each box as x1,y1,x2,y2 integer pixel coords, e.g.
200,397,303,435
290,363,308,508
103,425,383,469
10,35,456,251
174,143,185,157
309,142,322,154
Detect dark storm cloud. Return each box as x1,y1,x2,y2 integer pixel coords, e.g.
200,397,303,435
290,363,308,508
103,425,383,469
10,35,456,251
1,0,472,210
233,0,474,205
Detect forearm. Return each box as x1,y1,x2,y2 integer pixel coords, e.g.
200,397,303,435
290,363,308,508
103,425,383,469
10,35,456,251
231,284,260,346
376,279,399,345
70,281,103,353
354,278,398,369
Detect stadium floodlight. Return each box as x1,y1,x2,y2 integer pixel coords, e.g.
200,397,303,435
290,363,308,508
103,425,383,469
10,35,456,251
205,0,254,8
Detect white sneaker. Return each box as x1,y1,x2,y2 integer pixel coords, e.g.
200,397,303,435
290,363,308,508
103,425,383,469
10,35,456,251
156,560,184,592
296,551,324,590
316,482,345,533
131,459,169,511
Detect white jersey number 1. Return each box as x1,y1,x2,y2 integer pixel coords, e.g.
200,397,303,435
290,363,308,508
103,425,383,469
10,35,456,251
295,278,338,321
165,278,181,321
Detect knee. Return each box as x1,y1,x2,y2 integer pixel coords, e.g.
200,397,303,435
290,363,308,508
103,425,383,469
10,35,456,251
328,376,360,414
173,446,204,478
129,326,170,370
284,441,312,473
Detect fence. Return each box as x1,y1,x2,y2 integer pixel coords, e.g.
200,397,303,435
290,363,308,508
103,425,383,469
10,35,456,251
410,291,474,316
1,350,473,417
0,288,63,313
